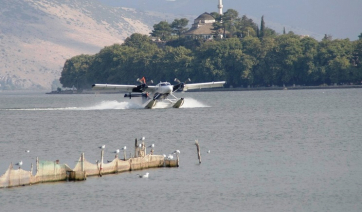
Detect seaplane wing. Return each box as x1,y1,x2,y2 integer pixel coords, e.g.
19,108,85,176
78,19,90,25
92,84,157,93
183,81,226,91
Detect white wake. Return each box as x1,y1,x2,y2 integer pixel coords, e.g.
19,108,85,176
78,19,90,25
2,98,208,111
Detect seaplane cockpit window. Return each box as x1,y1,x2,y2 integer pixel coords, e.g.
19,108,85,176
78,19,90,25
160,83,171,86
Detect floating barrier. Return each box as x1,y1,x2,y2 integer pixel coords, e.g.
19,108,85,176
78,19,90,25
0,140,179,188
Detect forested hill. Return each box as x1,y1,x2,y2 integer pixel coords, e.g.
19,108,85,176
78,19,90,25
60,15,362,90
0,0,175,90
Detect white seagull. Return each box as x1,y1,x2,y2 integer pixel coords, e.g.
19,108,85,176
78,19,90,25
99,145,105,149
167,154,174,160
173,150,180,154
122,146,127,150
25,150,30,153
148,144,155,148
15,161,23,166
207,150,211,153
114,149,120,154
138,144,142,148
137,172,149,178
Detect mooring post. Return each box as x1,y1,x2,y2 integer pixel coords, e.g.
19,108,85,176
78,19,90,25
124,150,127,161
134,138,138,158
36,157,39,174
100,149,104,177
116,156,119,173
81,153,85,172
30,163,33,175
177,154,179,167
195,140,201,164
9,163,13,187
142,141,145,157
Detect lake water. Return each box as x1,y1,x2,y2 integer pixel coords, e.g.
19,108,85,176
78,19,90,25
0,89,361,212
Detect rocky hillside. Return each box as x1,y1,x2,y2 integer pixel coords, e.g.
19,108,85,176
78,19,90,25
0,0,173,90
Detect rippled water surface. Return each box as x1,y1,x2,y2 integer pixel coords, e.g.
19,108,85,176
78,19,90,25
1,89,362,212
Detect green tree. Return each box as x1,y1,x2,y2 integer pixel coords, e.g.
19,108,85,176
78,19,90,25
212,9,239,38
150,21,172,41
317,38,353,84
194,38,242,83
60,54,94,90
260,16,265,38
223,9,239,37
171,18,189,40
123,33,153,49
299,37,319,84
235,15,258,38
351,39,362,83
265,34,303,86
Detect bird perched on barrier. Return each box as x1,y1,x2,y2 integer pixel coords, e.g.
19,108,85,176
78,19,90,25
99,145,105,149
121,146,126,150
173,150,180,154
113,149,120,154
15,161,23,167
148,144,155,148
167,154,174,160
137,172,149,178
207,150,211,153
25,150,30,153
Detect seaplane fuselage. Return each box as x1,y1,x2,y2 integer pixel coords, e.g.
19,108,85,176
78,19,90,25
152,82,173,99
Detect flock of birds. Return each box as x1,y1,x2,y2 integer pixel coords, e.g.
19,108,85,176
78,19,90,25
14,139,212,179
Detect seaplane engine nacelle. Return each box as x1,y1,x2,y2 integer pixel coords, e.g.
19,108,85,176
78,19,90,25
173,78,191,92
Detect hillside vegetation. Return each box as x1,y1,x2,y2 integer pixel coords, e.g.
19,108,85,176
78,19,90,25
60,11,362,89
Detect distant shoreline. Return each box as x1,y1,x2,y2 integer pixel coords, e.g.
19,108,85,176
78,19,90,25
45,84,362,94
186,84,362,92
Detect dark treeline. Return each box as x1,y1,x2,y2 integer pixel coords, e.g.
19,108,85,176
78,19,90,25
60,10,362,90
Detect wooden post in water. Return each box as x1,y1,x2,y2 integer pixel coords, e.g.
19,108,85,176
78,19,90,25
176,154,179,167
81,153,85,172
9,163,13,187
100,149,104,177
195,140,201,164
36,157,39,175
115,155,119,173
134,138,138,158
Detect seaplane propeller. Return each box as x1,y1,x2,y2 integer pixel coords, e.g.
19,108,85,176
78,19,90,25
173,78,191,92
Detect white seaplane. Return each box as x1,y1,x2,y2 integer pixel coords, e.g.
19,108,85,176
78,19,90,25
92,77,225,109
